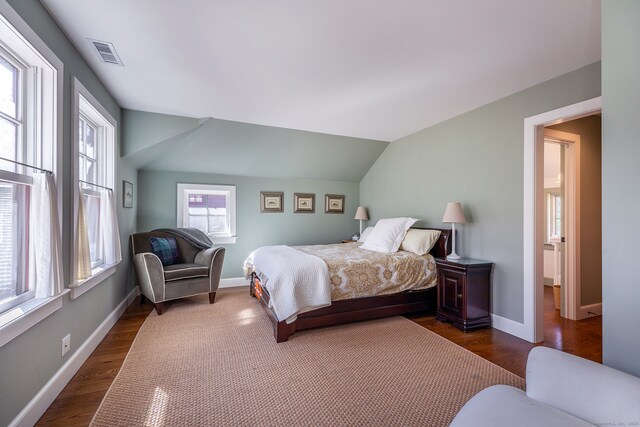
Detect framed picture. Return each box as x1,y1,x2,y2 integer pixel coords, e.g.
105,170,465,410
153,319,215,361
294,193,315,213
260,191,284,212
123,180,133,208
325,194,345,214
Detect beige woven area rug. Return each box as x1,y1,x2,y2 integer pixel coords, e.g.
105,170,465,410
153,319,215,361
92,290,523,427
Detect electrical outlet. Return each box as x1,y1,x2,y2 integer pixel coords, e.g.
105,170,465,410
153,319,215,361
61,334,70,357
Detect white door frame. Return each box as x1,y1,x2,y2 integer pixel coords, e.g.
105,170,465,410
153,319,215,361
544,129,580,320
523,97,601,343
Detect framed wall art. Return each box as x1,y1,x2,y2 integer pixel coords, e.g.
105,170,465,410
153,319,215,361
294,193,315,213
123,180,133,208
325,194,345,214
260,191,284,212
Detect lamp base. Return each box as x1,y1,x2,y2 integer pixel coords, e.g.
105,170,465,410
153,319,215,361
447,253,461,261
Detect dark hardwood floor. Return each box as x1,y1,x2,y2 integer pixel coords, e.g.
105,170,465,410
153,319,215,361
407,285,602,377
35,297,154,426
36,286,601,426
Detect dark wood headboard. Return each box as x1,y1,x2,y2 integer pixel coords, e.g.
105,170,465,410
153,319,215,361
412,227,451,258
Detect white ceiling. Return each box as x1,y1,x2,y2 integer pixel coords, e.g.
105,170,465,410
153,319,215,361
41,0,600,142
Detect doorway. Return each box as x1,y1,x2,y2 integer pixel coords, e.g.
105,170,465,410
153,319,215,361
523,97,601,343
542,129,578,321
542,137,567,317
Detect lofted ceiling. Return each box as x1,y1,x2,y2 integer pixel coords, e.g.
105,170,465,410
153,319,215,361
122,110,389,182
42,0,600,142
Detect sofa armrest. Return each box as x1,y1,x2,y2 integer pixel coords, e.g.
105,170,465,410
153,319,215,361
450,385,592,427
526,347,640,425
194,247,225,292
133,253,165,303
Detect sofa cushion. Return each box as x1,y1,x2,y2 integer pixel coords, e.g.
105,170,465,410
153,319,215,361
163,263,209,282
450,385,593,427
150,237,180,266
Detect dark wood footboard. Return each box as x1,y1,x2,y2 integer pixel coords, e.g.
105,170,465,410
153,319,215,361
250,273,437,343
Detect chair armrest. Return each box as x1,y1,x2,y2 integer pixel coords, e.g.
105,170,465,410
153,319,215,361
194,247,225,292
526,347,640,425
195,247,218,266
133,253,165,303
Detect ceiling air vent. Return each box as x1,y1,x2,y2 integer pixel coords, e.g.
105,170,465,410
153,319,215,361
88,39,124,66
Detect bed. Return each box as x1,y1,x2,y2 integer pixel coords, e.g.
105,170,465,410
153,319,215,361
246,227,451,342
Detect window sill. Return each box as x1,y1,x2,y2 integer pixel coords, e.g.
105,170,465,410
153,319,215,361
68,262,119,299
212,236,237,244
0,289,69,348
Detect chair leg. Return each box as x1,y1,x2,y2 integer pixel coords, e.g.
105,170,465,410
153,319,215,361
140,294,146,305
154,302,164,315
209,292,216,304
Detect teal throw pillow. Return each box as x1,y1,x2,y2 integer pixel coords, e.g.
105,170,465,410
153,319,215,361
150,237,180,266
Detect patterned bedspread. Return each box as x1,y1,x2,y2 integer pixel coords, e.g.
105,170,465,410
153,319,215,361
294,242,437,301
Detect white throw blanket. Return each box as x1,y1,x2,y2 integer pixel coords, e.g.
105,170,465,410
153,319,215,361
244,245,331,324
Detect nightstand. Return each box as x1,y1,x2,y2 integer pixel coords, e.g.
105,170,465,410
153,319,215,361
435,257,493,331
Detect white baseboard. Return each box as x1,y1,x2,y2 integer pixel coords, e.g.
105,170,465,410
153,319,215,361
491,313,532,342
219,277,249,289
577,302,602,320
9,287,139,427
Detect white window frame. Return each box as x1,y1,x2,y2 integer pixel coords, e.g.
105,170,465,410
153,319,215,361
69,76,118,299
78,113,101,189
0,45,26,166
0,51,32,313
0,0,64,348
177,183,237,244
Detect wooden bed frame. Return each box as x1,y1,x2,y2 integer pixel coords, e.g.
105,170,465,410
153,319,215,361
250,227,452,342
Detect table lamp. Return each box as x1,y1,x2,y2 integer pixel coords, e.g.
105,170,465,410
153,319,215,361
354,206,369,236
442,202,466,260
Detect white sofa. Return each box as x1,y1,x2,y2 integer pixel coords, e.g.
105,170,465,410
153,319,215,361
450,347,640,427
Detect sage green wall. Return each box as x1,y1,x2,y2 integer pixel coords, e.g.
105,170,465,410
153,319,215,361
137,170,360,279
602,0,640,376
548,115,602,307
122,109,202,157
0,1,135,425
360,62,601,323
127,108,385,280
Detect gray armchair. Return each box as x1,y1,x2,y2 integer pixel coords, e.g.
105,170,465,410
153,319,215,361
131,231,225,315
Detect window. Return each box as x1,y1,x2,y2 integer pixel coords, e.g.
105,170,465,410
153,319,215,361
0,180,31,313
546,192,562,243
0,51,31,313
0,6,60,320
177,183,237,244
71,77,119,298
79,111,107,268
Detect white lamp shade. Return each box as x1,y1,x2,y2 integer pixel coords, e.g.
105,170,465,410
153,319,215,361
442,202,466,223
354,206,369,221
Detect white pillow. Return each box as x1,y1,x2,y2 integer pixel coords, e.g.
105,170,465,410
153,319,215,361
360,217,419,253
357,226,374,243
400,229,441,255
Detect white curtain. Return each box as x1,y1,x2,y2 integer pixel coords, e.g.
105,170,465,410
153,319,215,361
75,185,92,281
30,174,63,298
99,188,122,265
85,194,101,262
